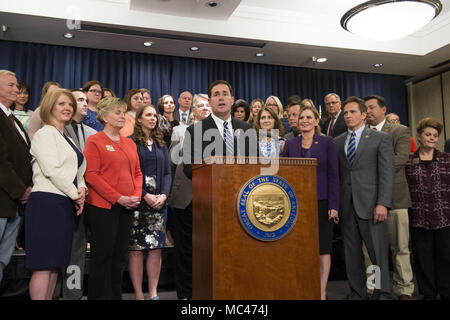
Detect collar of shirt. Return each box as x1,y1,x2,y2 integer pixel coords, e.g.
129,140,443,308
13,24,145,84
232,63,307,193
333,109,341,120
345,124,366,150
369,118,386,131
0,102,12,116
211,113,233,138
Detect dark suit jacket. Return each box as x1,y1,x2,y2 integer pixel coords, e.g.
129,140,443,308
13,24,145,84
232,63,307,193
183,114,256,179
380,121,412,209
334,127,394,220
445,139,450,153
0,110,33,218
281,134,340,211
173,108,191,124
320,111,347,137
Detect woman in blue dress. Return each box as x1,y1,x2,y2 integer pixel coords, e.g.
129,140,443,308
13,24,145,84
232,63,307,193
25,88,87,300
128,104,171,300
253,106,285,158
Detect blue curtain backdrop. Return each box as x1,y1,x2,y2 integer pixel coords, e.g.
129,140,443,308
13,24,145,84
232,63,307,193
0,40,409,124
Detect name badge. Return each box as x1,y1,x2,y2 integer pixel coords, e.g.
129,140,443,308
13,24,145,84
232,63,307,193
106,145,115,152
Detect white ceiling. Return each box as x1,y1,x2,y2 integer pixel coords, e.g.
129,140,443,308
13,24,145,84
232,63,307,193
1,0,450,80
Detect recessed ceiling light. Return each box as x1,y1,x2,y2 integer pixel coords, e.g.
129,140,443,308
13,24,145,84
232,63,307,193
205,1,220,8
341,0,442,40
255,52,264,57
143,41,153,47
63,33,74,39
312,56,327,63
190,46,200,51
374,63,383,68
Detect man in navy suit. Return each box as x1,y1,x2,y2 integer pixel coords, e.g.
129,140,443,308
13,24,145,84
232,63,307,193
321,93,347,137
183,80,256,178
0,70,32,283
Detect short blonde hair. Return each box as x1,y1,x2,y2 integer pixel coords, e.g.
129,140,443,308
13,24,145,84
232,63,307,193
0,70,16,77
96,97,127,125
39,88,77,126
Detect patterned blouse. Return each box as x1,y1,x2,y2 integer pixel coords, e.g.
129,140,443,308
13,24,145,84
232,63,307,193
405,149,450,230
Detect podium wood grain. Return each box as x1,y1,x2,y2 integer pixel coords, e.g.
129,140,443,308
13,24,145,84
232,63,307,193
192,157,320,300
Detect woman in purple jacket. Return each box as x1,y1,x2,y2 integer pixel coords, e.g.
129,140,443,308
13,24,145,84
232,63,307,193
282,105,340,300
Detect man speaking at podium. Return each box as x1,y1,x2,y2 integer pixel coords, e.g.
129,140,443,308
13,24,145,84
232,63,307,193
183,80,257,178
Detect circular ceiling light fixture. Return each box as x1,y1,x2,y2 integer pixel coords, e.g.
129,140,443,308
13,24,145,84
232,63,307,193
255,52,264,57
63,33,74,39
190,46,200,51
341,0,442,41
143,41,153,47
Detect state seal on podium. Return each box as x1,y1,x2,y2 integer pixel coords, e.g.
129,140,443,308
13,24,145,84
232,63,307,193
237,175,298,241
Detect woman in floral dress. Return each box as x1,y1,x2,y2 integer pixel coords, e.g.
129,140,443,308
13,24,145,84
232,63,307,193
129,104,171,300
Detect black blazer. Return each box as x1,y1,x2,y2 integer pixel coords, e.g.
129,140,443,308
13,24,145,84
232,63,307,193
183,114,257,178
0,111,33,218
320,112,347,137
445,139,450,153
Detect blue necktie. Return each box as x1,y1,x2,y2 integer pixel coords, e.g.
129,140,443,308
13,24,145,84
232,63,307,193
346,132,356,163
223,121,234,155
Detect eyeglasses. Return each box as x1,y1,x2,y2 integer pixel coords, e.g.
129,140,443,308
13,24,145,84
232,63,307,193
266,103,278,107
388,119,400,124
88,89,103,95
325,101,340,106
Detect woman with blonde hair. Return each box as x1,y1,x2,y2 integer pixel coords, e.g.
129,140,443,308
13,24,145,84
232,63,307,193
282,105,340,300
83,97,142,299
247,98,264,125
26,88,86,299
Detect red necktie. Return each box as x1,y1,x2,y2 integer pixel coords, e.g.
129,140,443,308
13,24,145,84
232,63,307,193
373,127,377,131
328,117,335,136
9,114,16,126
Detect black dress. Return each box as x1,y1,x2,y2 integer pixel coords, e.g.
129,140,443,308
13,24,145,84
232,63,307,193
25,136,83,270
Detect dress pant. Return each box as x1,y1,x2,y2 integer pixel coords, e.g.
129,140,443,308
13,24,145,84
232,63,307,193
85,204,133,300
363,208,415,296
410,226,450,300
386,208,414,296
0,212,21,283
341,199,391,300
61,212,87,300
173,202,192,299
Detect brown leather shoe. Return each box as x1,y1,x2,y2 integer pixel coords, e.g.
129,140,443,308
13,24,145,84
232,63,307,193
398,294,413,300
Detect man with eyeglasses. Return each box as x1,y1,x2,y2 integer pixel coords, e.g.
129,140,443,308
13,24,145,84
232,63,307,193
320,93,347,137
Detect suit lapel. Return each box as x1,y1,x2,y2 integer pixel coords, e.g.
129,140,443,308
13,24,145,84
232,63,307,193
353,127,371,164
64,124,81,150
5,113,30,147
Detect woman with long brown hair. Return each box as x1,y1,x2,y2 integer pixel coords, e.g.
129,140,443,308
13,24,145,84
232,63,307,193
128,104,172,300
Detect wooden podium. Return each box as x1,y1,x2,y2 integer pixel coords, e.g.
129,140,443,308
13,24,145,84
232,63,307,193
192,157,320,300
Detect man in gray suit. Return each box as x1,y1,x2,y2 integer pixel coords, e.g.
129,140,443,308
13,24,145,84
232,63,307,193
61,88,96,299
169,93,211,300
334,96,394,300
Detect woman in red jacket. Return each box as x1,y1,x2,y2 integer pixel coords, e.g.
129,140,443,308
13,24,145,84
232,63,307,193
83,97,142,300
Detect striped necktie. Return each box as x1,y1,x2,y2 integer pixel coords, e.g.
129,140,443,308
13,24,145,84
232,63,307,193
223,121,234,155
346,132,356,163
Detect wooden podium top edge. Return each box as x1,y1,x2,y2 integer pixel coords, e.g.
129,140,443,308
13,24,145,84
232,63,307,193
192,156,317,170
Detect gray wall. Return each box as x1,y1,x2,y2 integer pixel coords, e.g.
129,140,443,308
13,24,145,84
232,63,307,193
407,70,450,151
